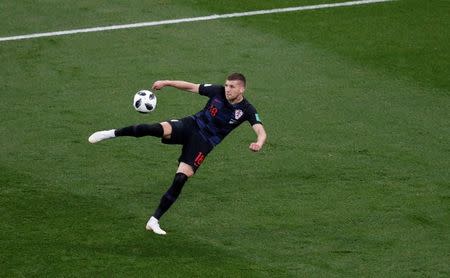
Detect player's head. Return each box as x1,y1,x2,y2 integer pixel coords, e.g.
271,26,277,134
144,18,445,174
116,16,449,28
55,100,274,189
225,73,246,104
227,73,246,88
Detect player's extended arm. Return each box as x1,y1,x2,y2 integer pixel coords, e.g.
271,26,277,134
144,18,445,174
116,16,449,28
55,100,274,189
152,80,200,93
249,123,267,152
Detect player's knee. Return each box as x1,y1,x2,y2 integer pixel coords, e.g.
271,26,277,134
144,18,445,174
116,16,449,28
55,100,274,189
160,122,172,139
177,163,194,177
183,171,194,178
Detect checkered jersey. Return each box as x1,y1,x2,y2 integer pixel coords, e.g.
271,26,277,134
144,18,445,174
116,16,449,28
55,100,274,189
191,84,262,146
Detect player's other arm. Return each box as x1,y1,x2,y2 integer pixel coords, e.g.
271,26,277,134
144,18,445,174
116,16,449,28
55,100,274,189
249,123,267,152
152,80,200,93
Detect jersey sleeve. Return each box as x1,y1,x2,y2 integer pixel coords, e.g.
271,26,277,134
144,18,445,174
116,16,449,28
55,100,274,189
245,104,263,126
199,84,224,98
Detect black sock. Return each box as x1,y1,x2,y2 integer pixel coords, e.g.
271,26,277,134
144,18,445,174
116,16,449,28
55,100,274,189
114,123,163,138
153,173,188,220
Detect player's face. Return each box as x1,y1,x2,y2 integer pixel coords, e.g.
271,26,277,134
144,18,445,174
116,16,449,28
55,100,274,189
224,80,245,104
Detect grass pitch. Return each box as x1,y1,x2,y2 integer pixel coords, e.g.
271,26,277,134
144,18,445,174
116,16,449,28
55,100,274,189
1,0,449,276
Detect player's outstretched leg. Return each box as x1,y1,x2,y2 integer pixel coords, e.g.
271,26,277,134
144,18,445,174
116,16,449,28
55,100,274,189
146,172,188,235
88,123,164,144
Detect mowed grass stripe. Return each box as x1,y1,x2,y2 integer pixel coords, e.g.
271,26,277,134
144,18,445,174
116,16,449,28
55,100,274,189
0,0,395,42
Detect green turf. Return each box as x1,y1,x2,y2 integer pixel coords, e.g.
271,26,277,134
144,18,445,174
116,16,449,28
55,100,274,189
1,0,449,276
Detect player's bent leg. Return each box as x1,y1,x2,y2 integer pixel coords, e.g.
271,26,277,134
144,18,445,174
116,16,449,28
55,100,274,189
152,172,189,220
146,164,193,235
146,172,188,235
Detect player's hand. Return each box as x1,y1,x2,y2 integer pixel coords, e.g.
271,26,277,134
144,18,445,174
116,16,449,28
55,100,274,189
151,80,166,90
249,142,262,152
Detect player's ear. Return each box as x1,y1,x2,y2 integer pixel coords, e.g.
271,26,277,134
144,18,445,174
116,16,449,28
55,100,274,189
240,80,246,93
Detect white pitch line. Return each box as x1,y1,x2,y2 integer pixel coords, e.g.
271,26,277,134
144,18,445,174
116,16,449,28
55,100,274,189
0,0,395,43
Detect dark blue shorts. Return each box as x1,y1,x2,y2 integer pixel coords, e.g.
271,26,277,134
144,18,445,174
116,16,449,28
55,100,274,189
161,117,214,172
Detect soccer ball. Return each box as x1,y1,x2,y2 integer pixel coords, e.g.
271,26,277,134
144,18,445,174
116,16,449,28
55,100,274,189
133,90,157,113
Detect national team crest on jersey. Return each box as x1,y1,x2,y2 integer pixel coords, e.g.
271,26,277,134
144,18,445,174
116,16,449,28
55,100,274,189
234,109,243,120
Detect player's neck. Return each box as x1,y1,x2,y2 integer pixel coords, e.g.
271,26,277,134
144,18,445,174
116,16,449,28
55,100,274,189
228,95,244,105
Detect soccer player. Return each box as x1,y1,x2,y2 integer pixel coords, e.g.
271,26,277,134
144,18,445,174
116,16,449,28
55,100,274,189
88,73,267,235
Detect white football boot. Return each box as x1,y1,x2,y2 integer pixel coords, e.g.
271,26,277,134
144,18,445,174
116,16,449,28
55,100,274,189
146,216,167,235
88,129,116,144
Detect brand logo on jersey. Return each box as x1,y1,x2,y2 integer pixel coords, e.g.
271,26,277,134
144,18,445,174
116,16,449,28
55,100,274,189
234,109,243,120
